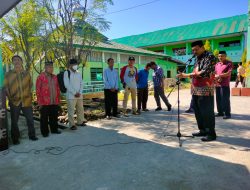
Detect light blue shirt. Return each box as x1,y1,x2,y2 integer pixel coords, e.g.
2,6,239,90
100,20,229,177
104,67,118,89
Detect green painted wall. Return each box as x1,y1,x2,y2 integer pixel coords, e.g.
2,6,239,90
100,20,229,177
247,0,250,87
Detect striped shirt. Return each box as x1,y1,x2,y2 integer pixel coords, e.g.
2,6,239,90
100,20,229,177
4,70,33,107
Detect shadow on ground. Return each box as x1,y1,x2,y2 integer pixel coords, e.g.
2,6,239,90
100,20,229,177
0,125,250,190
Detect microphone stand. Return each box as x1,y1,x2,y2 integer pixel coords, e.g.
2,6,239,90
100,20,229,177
164,55,195,147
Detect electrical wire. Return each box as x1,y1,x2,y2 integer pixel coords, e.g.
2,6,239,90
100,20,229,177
0,141,149,156
104,0,161,15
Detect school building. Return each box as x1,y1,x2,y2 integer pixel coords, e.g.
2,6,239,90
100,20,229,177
113,14,248,80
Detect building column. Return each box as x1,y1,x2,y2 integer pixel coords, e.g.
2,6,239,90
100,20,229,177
186,43,190,55
164,46,167,54
117,53,121,88
211,39,215,51
138,56,141,68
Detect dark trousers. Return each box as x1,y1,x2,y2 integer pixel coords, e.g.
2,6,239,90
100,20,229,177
137,87,148,110
193,95,216,136
104,89,118,116
10,103,36,141
188,96,194,110
216,87,231,116
154,86,171,108
40,105,59,136
235,76,245,87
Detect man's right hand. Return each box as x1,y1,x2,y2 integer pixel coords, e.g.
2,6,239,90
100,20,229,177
0,109,5,119
0,128,7,139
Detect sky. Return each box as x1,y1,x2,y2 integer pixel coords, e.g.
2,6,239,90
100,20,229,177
102,0,248,39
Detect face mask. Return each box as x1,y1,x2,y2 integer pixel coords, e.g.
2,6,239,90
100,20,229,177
72,65,78,70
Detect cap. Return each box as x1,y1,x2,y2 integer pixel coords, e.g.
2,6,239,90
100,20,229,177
128,56,135,61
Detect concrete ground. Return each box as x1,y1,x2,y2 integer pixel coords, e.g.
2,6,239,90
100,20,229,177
0,86,250,190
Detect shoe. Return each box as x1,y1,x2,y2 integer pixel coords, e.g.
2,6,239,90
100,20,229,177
201,135,216,142
29,136,38,141
192,131,207,137
185,109,194,113
155,107,162,111
106,116,112,120
13,139,20,145
43,134,49,138
51,130,61,134
132,111,140,115
113,114,121,118
137,110,141,114
143,109,149,112
167,104,172,111
77,122,87,127
70,126,77,130
58,125,67,130
215,113,224,117
123,111,129,117
223,115,231,119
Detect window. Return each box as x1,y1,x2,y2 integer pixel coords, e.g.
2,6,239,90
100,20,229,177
141,56,154,64
219,40,241,48
172,47,186,56
167,70,171,78
104,52,117,62
88,51,102,62
90,68,103,81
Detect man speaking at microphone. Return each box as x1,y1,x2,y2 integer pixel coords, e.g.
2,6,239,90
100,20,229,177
177,40,217,142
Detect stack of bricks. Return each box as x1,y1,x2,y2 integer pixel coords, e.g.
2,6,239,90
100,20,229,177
231,88,250,96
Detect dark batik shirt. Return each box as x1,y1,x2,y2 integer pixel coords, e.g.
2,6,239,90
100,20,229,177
191,51,216,96
153,65,164,87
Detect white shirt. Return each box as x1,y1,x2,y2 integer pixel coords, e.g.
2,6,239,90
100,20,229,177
104,67,118,89
63,69,83,99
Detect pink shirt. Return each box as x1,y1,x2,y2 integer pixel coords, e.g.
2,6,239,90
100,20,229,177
215,61,233,87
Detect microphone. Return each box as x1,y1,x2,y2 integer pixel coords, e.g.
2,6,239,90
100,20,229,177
188,55,195,62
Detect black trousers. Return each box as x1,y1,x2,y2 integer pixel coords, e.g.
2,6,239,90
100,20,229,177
104,89,118,116
154,86,171,108
10,103,36,141
40,105,59,136
216,87,231,116
137,87,148,110
193,95,216,136
235,76,245,87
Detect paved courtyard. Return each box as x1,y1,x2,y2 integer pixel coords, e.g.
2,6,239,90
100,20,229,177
0,86,250,190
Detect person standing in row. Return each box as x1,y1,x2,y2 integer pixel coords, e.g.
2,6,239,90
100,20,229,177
137,63,151,114
103,58,119,119
235,62,246,88
64,59,87,130
150,61,172,111
214,51,233,119
36,61,61,137
120,56,139,116
177,40,217,142
4,55,38,144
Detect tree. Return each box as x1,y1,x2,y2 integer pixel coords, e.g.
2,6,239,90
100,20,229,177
40,0,113,68
0,0,48,71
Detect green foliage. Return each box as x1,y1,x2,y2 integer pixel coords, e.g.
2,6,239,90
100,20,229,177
204,40,211,51
213,49,219,58
0,0,48,71
241,49,247,66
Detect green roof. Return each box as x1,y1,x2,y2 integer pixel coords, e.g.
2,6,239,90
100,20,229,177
113,14,247,47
